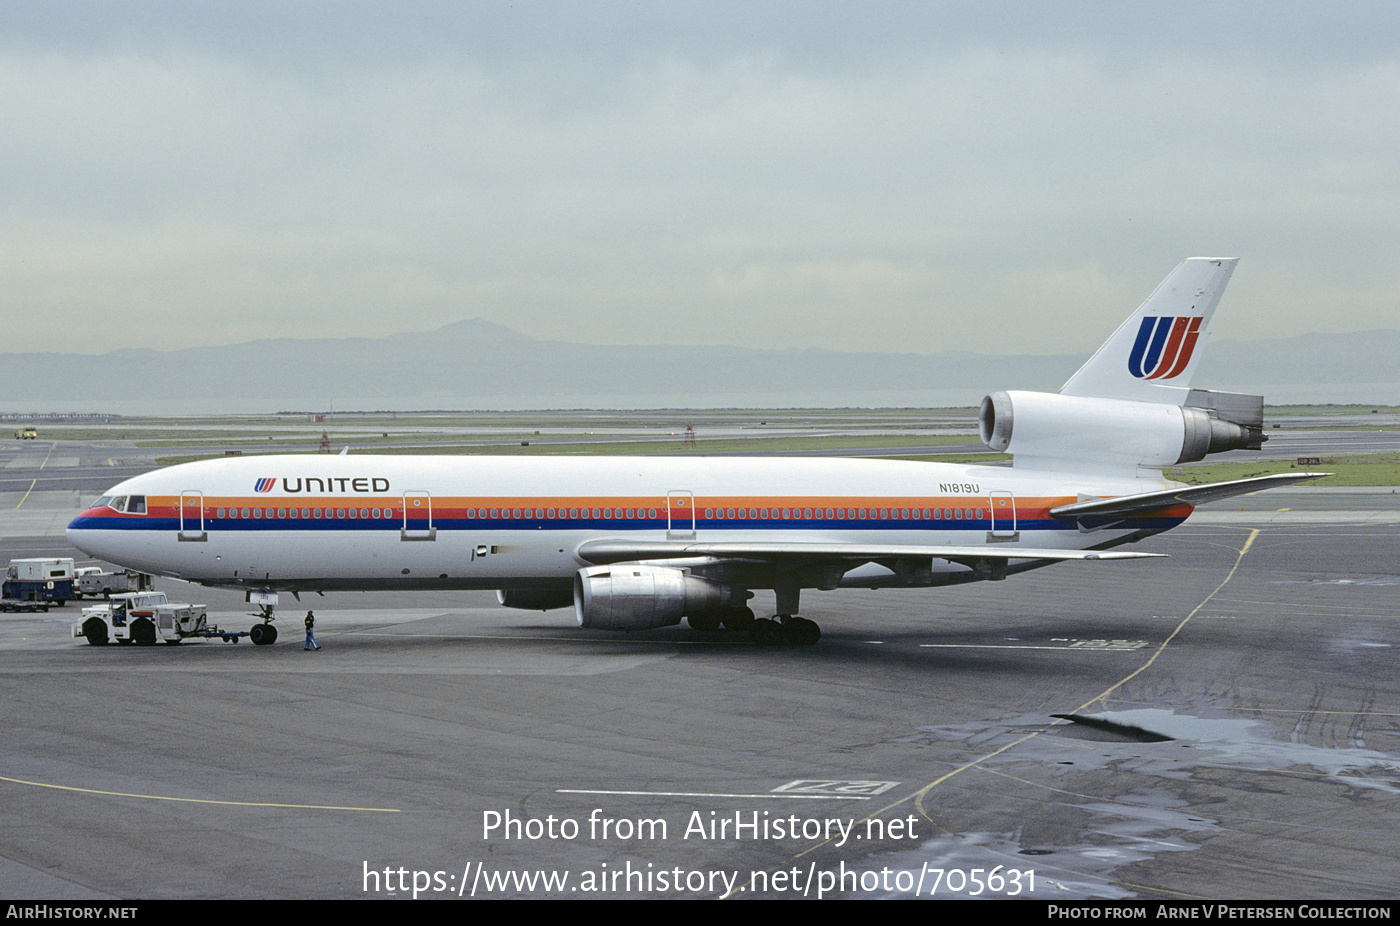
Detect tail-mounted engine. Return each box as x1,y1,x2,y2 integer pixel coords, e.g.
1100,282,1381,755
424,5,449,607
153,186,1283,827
574,564,735,630
979,388,1265,470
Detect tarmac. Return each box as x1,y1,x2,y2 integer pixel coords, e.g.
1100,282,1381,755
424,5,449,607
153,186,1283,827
2,436,1398,899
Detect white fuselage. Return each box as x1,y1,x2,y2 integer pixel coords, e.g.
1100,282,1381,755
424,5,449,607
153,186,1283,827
66,454,1183,594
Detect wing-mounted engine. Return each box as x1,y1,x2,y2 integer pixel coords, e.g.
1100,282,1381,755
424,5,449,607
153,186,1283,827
980,388,1265,471
573,564,736,630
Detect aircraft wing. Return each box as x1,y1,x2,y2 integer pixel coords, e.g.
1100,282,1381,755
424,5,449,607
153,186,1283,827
576,539,1162,567
1049,472,1330,520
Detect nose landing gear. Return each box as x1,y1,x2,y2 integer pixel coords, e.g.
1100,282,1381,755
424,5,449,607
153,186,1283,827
247,592,279,646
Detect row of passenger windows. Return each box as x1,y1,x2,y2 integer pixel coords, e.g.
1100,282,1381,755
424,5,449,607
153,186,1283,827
216,507,391,520
272,507,671,520
210,505,986,522
211,506,669,521
466,507,662,520
461,506,985,521
705,506,985,521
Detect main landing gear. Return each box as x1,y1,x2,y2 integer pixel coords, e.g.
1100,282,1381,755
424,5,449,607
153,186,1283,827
749,579,819,646
686,605,756,633
748,615,820,646
685,607,821,646
685,579,820,646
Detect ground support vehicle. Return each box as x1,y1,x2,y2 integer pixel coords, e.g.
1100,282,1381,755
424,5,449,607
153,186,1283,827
72,591,258,646
74,567,152,599
4,558,76,605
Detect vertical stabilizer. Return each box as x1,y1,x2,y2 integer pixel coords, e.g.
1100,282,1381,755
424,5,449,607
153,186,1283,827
1060,257,1237,405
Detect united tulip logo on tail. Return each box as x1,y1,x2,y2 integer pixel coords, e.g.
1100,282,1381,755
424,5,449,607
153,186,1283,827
1128,315,1204,380
254,478,276,493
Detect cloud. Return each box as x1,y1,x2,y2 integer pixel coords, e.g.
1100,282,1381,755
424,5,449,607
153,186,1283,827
2,4,1398,356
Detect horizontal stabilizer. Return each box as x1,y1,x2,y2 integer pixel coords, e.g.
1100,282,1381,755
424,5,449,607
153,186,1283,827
1050,472,1330,520
577,539,1162,567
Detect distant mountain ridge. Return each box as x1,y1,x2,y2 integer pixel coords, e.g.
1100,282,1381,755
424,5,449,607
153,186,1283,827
2,320,1395,412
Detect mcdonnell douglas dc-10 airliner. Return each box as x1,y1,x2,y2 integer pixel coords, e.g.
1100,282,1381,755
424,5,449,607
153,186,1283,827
67,258,1321,645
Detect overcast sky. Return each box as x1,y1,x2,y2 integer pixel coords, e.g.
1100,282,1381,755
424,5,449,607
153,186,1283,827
5,1,1398,357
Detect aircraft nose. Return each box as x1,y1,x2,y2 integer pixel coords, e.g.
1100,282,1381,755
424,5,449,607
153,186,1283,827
66,507,106,554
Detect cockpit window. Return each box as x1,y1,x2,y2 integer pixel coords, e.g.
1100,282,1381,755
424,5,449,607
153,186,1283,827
94,496,113,509
127,496,146,514
111,496,127,512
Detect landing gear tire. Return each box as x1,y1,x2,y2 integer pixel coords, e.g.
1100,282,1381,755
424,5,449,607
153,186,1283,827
749,618,783,646
250,623,278,646
782,617,821,646
688,612,722,632
82,617,108,646
130,618,156,646
721,606,756,632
